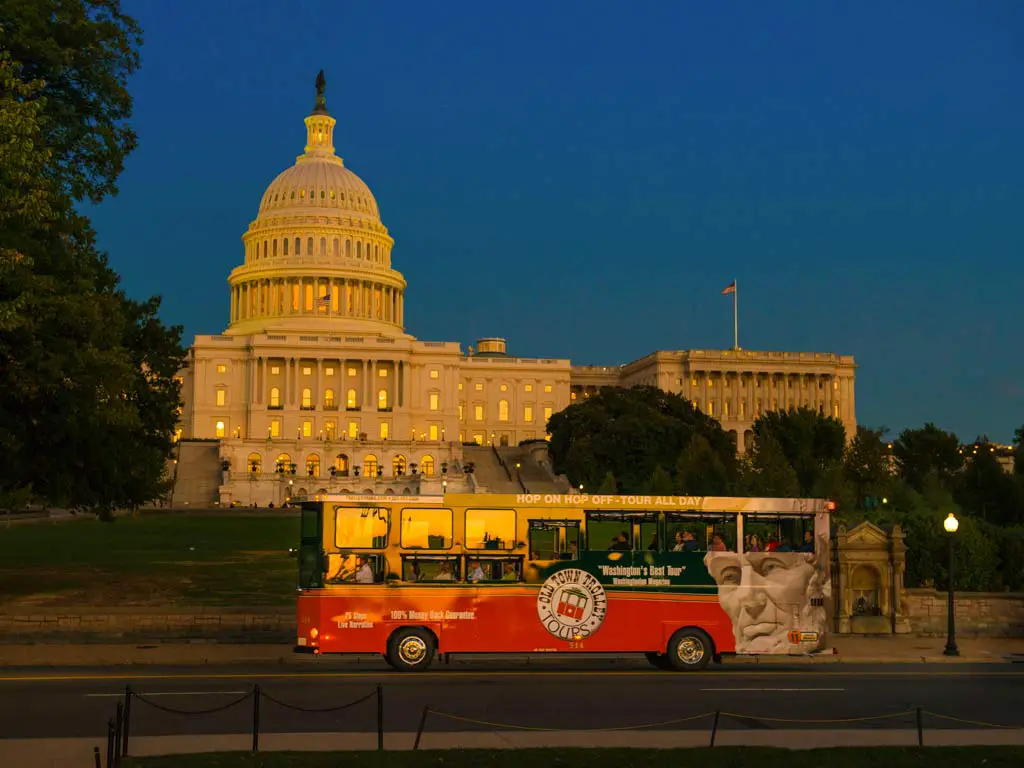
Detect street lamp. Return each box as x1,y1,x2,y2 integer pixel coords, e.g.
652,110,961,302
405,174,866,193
943,512,959,657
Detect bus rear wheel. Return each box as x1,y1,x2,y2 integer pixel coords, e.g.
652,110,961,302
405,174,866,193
386,627,436,672
666,628,713,672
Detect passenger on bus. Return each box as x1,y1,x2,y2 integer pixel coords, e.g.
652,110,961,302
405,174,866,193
354,556,374,583
747,534,763,553
672,530,699,552
797,530,814,553
467,560,485,581
435,561,455,580
610,532,630,551
710,533,728,552
501,561,518,581
647,532,660,551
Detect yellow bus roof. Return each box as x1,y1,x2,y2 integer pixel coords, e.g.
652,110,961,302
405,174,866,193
309,492,833,514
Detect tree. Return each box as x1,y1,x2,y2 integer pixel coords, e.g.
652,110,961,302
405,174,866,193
0,0,142,204
547,386,736,493
596,471,618,494
741,432,799,497
844,426,893,510
954,440,1024,527
675,435,730,495
751,407,846,495
891,423,964,492
643,465,675,495
0,6,184,515
1013,425,1024,475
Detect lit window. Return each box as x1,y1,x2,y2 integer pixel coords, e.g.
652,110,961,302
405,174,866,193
215,420,226,438
325,367,335,376
458,383,463,391
324,389,335,407
465,508,516,549
348,421,358,439
475,383,483,391
247,452,261,473
347,389,357,408
216,364,227,374
498,400,509,422
708,401,715,416
430,370,439,380
271,366,280,375
378,368,388,377
474,404,484,421
348,367,357,377
739,401,746,417
421,455,435,477
429,424,439,441
270,420,281,437
301,388,312,408
378,389,389,409
400,507,453,549
324,421,336,439
524,405,534,422
363,454,379,477
544,385,552,393
544,407,552,420
458,402,464,420
525,384,533,393
305,454,320,477
500,384,508,392
379,421,390,439
302,420,312,437
429,392,440,411
334,506,389,549
216,389,226,406
303,366,312,376
473,433,484,444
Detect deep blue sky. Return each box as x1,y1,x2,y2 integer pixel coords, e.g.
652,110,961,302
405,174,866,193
91,1,1023,442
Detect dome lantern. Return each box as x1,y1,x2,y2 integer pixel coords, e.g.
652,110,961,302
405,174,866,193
302,70,338,162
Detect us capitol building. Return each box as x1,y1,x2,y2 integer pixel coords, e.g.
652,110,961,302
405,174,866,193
174,75,857,506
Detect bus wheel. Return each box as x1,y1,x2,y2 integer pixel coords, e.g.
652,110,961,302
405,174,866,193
644,652,674,671
386,628,435,672
666,628,713,672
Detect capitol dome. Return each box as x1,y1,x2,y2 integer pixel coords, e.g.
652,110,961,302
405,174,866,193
224,72,406,337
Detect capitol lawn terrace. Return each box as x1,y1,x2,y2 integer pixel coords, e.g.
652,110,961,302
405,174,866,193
0,512,298,608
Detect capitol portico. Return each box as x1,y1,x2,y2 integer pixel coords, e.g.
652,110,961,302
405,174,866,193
174,74,856,506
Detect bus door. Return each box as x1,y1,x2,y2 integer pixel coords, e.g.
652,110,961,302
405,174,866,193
298,501,326,590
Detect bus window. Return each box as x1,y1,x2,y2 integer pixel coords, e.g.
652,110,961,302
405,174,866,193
401,555,460,581
334,506,388,549
465,508,516,550
665,513,707,552
743,515,814,553
638,514,659,551
528,522,557,559
699,513,738,552
466,556,522,582
326,552,385,584
586,512,632,551
400,507,453,549
558,522,581,559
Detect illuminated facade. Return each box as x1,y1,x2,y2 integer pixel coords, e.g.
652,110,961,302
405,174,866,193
176,76,856,505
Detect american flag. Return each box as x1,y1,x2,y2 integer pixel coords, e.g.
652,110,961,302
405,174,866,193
721,280,736,295
316,292,331,309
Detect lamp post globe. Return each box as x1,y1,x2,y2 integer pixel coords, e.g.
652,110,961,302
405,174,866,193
943,512,959,656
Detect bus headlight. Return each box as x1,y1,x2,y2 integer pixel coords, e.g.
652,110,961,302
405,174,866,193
310,628,319,640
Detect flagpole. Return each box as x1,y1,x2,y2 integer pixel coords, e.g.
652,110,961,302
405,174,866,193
733,279,739,350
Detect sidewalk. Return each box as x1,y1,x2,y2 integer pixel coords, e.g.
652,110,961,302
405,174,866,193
0,636,1021,669
4,729,1024,768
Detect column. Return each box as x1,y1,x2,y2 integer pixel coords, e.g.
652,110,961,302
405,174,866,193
316,358,324,409
340,359,347,409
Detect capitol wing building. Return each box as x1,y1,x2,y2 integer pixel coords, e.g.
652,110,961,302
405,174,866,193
174,77,856,507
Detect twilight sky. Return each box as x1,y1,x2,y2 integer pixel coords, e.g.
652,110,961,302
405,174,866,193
89,0,1024,442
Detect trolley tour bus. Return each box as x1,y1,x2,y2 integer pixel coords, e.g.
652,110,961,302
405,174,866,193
295,492,834,671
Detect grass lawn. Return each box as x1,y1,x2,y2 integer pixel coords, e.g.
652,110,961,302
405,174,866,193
121,747,1024,768
0,513,300,608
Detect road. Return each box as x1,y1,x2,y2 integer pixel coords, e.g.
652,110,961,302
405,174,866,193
0,660,1020,740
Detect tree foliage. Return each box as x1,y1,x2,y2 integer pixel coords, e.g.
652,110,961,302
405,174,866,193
843,426,893,510
892,423,964,492
750,406,846,495
547,386,736,493
0,4,184,515
741,432,799,497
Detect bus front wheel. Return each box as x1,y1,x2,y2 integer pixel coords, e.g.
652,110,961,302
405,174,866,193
386,627,436,672
666,628,713,672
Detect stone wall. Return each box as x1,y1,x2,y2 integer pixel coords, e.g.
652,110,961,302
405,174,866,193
905,589,1024,637
0,606,295,644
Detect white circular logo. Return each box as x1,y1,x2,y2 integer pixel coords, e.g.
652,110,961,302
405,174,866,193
537,568,608,641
